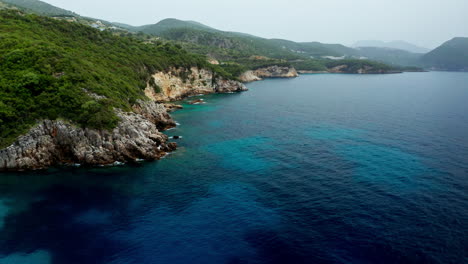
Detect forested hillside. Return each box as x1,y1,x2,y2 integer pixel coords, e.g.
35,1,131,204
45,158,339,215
0,11,231,147
422,38,468,71
0,0,76,16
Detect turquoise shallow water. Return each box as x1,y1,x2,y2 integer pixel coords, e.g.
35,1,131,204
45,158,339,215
0,72,467,263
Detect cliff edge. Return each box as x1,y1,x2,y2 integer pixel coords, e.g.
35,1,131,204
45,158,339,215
0,68,246,171
239,66,299,82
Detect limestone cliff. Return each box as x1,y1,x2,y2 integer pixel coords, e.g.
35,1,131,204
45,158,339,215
239,66,299,82
0,101,177,171
145,67,247,101
0,67,247,171
239,71,262,82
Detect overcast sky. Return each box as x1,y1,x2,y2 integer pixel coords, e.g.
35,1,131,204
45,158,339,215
43,0,468,49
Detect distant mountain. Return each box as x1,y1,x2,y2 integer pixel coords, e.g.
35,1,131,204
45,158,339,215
134,19,427,72
269,39,359,58
356,47,423,67
0,0,131,32
0,0,417,74
111,22,138,31
0,0,76,16
134,18,219,35
422,37,468,71
353,40,430,54
136,18,360,60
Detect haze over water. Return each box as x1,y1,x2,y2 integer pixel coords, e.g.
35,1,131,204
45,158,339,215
0,72,467,263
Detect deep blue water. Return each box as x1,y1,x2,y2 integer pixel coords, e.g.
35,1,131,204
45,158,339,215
1,72,467,264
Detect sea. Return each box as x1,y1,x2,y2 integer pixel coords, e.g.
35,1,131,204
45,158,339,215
0,72,467,264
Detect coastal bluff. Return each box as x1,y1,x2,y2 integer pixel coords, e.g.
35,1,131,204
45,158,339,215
0,68,246,171
239,65,299,82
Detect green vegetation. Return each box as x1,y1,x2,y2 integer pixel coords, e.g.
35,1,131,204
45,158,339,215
133,19,359,61
268,39,359,58
0,11,231,147
325,59,393,73
136,18,218,36
353,40,430,54
132,18,399,75
290,60,328,71
356,47,423,67
0,0,76,16
422,37,468,71
0,1,428,149
154,27,303,61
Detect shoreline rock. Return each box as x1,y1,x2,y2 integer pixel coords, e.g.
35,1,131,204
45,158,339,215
240,65,299,83
144,67,247,102
239,70,263,82
0,106,177,171
0,67,247,171
188,99,205,105
163,103,183,112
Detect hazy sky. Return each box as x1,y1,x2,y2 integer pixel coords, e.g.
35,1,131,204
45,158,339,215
43,0,468,49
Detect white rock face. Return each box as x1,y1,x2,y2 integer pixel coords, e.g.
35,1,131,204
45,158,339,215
0,67,247,171
239,66,299,83
239,70,263,82
145,67,247,101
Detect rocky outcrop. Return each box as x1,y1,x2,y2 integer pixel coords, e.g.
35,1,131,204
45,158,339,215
163,103,183,112
207,58,220,65
145,67,247,101
328,65,349,73
0,67,248,171
132,100,175,130
239,66,299,82
0,101,176,171
239,71,263,82
254,66,299,78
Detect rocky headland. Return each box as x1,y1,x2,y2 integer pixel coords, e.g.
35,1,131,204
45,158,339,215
145,67,247,101
0,68,247,171
239,65,299,82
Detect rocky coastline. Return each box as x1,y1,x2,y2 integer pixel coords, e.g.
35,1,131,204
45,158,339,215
0,67,247,171
145,67,247,101
0,105,176,171
0,62,399,171
239,64,404,80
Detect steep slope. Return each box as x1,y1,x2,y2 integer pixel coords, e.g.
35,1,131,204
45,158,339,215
0,0,130,32
137,19,358,59
0,0,76,16
135,18,218,35
353,40,430,53
270,39,359,57
2,2,401,74
154,27,303,60
357,47,423,66
133,18,404,75
422,37,468,71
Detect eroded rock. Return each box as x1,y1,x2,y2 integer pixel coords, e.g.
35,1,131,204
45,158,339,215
144,67,247,102
240,65,299,83
0,102,174,171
